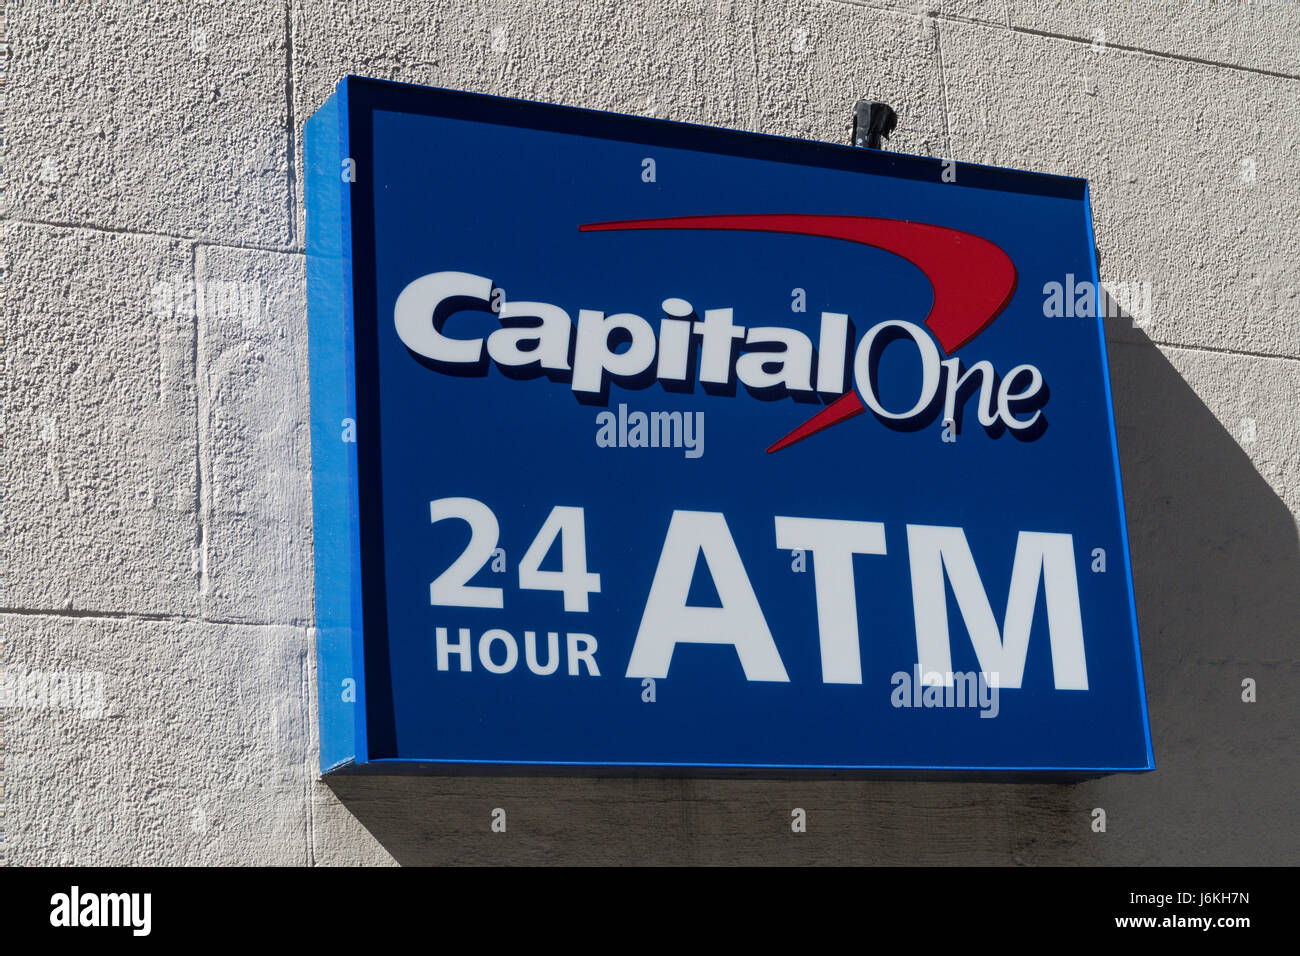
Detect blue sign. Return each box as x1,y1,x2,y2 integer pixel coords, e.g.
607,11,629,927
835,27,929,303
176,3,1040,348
305,76,1154,775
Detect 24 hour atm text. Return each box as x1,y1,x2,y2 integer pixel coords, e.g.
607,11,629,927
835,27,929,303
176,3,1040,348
426,497,1090,689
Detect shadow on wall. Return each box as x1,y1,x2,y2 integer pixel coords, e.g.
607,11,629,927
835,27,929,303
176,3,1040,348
323,306,1299,865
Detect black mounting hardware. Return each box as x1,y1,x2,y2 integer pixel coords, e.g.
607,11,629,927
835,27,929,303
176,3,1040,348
852,100,897,150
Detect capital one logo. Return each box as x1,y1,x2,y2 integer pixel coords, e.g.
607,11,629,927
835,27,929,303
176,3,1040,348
394,214,1044,451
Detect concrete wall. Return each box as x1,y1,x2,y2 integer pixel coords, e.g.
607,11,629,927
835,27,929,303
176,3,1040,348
1,0,1296,865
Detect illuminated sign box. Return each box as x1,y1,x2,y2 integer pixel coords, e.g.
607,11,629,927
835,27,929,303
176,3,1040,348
305,76,1153,777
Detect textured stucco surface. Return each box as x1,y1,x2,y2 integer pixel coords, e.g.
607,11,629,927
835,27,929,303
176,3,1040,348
2,0,291,247
2,222,199,616
1,0,1297,865
943,22,1300,357
1013,0,1300,76
197,246,313,625
1,614,310,865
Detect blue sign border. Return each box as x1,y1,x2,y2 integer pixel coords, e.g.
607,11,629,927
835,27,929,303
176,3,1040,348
305,75,1153,778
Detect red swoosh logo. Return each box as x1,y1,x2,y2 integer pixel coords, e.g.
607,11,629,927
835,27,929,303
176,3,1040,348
579,214,1018,451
